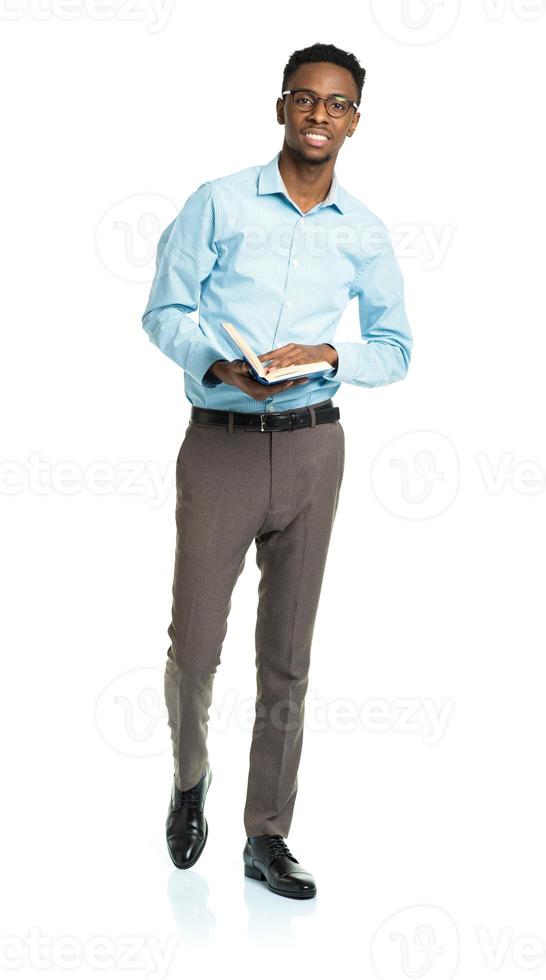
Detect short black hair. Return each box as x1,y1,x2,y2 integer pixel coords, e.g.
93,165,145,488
282,42,366,104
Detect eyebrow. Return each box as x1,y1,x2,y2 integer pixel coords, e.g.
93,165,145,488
295,87,355,102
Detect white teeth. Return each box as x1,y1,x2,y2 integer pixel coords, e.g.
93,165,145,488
304,132,328,141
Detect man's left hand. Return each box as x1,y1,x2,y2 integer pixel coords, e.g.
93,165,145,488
258,343,338,375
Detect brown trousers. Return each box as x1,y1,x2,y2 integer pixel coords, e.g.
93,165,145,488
165,399,345,837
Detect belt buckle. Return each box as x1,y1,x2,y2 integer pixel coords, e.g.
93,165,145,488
259,412,291,432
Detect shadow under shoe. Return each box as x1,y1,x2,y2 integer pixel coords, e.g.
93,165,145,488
243,834,317,899
166,764,212,869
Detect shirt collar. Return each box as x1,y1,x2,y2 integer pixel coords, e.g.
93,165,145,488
258,151,345,214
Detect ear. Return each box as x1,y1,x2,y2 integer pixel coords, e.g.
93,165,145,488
347,111,361,136
276,97,285,124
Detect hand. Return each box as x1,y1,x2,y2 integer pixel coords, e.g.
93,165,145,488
211,359,309,401
257,343,337,375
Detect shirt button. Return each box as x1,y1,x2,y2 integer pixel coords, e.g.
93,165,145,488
286,299,292,308
292,259,298,267
300,218,305,224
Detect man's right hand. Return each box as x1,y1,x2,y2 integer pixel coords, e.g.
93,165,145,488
208,359,309,401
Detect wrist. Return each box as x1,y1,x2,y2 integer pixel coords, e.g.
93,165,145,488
322,344,338,368
212,358,229,376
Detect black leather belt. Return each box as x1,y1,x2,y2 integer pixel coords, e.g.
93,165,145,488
191,398,339,432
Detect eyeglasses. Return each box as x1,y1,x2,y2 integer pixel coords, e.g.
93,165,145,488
282,89,359,118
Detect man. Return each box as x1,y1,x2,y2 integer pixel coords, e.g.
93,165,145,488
142,41,412,900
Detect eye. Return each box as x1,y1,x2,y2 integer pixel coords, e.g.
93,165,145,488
295,95,312,105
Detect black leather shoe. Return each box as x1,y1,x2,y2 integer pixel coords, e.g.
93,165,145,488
243,834,317,899
166,764,212,869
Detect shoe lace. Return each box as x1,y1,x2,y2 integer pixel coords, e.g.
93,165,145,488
175,771,205,809
265,835,296,862
180,784,201,808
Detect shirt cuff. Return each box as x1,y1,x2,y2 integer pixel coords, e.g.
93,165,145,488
324,342,360,385
184,344,227,388
202,359,229,387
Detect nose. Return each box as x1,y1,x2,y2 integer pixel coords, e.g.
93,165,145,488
306,98,330,124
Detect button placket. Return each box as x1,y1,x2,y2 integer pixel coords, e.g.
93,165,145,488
271,214,305,352
285,215,306,312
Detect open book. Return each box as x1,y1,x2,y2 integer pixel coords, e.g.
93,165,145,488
220,321,333,386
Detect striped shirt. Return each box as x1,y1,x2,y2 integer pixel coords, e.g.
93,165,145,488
142,151,412,412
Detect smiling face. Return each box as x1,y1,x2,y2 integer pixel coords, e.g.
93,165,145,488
276,60,361,164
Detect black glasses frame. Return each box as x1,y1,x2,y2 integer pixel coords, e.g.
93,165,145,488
282,89,360,117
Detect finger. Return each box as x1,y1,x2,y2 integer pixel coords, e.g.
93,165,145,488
258,345,294,361
265,360,304,373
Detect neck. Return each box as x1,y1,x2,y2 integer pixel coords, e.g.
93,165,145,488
277,143,336,208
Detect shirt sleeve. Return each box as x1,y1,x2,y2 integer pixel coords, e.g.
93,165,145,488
326,233,413,387
141,181,227,388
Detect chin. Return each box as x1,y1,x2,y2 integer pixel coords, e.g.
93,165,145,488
291,140,333,164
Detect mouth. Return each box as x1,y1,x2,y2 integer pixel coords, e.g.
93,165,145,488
301,129,331,148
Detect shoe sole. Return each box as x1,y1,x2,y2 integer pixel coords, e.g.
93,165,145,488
244,862,317,899
167,768,212,870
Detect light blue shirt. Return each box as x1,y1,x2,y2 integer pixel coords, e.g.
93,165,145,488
142,151,412,412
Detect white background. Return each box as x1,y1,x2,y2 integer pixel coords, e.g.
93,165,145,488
1,2,546,978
